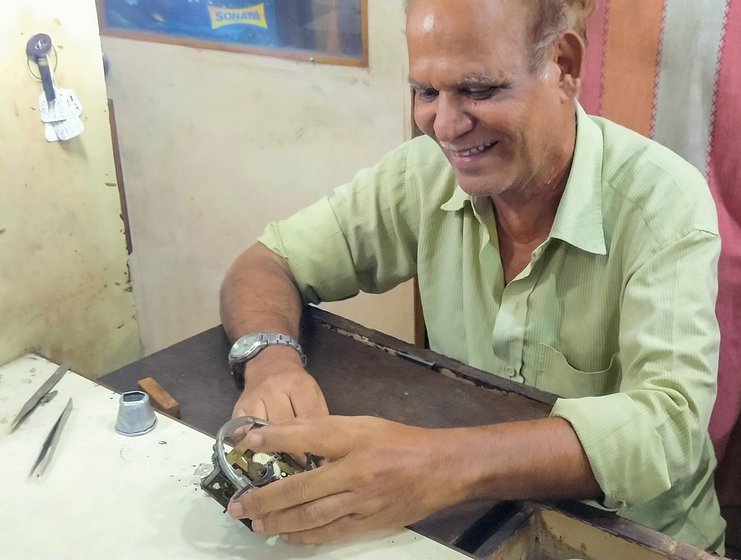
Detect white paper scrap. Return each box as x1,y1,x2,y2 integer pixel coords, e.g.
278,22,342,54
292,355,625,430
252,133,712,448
38,88,82,123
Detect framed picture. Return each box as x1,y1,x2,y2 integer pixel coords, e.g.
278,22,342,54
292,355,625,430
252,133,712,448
97,0,368,67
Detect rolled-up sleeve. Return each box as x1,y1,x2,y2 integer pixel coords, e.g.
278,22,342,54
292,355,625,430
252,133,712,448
259,142,421,305
551,228,721,510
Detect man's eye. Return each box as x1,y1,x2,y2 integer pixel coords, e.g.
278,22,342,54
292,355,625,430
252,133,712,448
465,87,497,100
416,88,439,101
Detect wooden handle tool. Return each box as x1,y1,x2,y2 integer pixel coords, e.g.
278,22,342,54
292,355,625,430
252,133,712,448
136,377,181,418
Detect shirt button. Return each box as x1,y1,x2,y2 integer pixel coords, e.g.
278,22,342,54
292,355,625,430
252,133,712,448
506,367,515,376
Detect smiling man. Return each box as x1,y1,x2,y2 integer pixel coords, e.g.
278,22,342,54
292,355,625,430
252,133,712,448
219,0,725,552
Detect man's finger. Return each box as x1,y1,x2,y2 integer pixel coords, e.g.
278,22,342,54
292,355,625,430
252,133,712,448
253,491,356,534
277,514,381,546
290,390,329,419
237,461,350,519
244,416,354,459
233,397,266,420
263,394,300,424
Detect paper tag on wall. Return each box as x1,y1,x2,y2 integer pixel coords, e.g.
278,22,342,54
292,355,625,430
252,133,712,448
39,88,82,123
51,114,85,141
40,86,84,142
44,123,58,142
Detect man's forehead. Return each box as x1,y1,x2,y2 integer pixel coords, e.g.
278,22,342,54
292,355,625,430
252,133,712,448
405,0,532,42
406,0,525,8
406,0,531,19
406,0,530,83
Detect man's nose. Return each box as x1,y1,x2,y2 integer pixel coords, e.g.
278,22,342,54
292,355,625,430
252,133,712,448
433,94,474,142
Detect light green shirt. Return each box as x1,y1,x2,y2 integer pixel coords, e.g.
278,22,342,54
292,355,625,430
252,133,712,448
259,104,725,552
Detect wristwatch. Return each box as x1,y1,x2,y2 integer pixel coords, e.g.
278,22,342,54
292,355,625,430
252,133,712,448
228,332,307,386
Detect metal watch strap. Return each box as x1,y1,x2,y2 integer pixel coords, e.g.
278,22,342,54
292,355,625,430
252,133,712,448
261,333,307,366
229,332,306,389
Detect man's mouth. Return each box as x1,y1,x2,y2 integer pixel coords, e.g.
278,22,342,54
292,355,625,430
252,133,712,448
448,142,497,158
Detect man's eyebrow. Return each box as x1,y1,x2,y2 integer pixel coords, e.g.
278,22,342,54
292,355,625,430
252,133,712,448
408,73,508,89
408,79,430,89
458,73,506,87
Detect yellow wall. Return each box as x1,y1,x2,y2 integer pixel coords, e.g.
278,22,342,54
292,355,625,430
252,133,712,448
102,1,415,354
0,1,141,376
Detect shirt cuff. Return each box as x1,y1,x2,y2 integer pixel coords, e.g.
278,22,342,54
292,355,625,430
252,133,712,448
551,394,672,510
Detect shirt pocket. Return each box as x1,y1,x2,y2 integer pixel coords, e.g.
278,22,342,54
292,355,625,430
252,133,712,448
534,344,621,398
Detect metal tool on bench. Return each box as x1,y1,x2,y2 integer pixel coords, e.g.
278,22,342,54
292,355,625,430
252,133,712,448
10,362,70,432
29,397,73,478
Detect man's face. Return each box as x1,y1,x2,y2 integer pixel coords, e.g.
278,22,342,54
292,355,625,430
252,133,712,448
408,0,574,199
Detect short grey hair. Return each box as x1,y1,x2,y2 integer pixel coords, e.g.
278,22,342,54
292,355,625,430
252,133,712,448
529,0,569,70
530,0,593,68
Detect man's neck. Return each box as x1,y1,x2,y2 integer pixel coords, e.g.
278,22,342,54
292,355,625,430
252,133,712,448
491,163,570,245
491,169,570,285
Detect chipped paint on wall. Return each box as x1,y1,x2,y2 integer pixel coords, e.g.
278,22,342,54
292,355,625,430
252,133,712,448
0,0,141,377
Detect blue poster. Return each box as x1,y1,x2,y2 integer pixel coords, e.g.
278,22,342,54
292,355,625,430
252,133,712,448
104,0,279,47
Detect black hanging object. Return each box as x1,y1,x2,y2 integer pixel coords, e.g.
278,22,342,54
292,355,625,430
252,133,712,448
26,33,55,103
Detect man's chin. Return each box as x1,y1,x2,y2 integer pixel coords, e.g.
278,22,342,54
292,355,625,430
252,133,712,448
456,178,503,199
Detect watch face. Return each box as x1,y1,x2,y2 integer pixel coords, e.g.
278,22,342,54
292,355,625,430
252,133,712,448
229,334,261,362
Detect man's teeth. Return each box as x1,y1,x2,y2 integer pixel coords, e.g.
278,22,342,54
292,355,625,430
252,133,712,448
455,142,495,157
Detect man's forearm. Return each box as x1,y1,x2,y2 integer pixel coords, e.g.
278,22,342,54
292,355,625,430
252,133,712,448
220,242,303,341
449,417,601,503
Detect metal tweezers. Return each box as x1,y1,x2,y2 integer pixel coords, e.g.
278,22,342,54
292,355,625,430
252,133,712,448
10,362,70,432
29,397,73,478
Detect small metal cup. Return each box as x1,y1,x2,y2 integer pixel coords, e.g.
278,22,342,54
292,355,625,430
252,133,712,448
115,391,157,436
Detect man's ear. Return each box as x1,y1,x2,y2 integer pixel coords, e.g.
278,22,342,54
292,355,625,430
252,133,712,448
555,30,586,99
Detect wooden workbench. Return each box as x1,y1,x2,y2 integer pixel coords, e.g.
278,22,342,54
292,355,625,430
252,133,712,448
101,306,721,560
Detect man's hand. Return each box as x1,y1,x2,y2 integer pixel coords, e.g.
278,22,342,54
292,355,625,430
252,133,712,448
227,415,464,545
226,415,601,545
232,346,329,423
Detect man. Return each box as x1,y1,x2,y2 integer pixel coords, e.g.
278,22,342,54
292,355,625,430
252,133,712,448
219,0,725,552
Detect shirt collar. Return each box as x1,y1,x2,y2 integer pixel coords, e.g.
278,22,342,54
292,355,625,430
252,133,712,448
440,185,470,212
549,103,606,255
440,102,606,256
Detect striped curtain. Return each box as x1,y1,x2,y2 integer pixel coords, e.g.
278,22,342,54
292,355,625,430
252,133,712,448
580,0,741,461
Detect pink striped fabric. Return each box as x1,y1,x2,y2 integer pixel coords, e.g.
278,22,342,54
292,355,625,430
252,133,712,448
580,0,741,462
